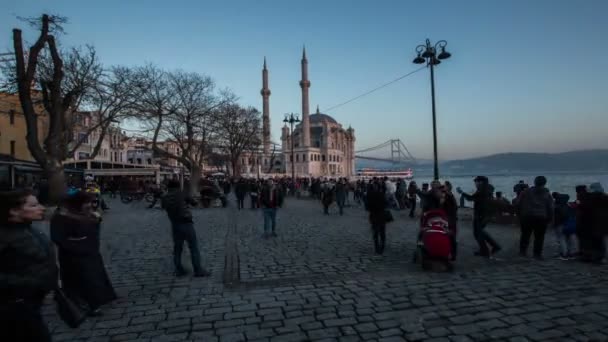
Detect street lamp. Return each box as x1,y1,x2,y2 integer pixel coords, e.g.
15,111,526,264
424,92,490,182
283,113,300,184
413,39,451,181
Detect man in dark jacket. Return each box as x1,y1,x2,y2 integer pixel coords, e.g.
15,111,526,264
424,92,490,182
235,178,247,210
457,176,501,257
161,181,210,277
335,179,347,216
260,179,284,238
517,176,554,259
367,181,389,255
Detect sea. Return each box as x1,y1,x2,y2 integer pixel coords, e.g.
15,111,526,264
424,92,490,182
410,171,608,201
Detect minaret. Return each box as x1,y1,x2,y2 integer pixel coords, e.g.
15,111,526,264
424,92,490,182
261,57,271,155
299,46,311,147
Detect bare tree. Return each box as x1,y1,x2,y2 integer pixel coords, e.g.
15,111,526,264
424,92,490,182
132,66,230,195
68,66,137,159
215,104,262,177
11,14,101,201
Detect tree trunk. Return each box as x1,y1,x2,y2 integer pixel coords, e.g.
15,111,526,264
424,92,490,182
231,159,240,178
45,159,66,204
189,165,201,197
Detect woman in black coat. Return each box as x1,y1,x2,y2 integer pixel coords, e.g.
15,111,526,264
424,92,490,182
367,182,389,255
51,191,116,316
0,189,57,342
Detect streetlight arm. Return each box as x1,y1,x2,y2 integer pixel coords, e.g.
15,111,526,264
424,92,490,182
434,40,448,50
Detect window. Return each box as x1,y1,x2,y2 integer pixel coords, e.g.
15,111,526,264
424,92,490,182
315,141,321,148
10,141,15,157
78,133,89,144
137,158,142,164
322,155,326,162
147,158,152,165
114,152,118,161
9,110,15,125
296,154,299,162
78,152,90,160
290,155,293,162
120,152,123,161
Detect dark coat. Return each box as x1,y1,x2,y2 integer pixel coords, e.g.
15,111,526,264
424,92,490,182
578,192,608,238
461,184,495,222
50,210,116,310
0,223,57,301
235,182,248,199
335,183,347,204
322,186,335,206
260,186,284,209
161,189,197,223
367,187,388,226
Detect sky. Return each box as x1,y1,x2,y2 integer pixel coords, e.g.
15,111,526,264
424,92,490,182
1,0,607,160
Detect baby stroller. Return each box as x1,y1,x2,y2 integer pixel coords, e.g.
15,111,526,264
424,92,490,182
413,209,453,271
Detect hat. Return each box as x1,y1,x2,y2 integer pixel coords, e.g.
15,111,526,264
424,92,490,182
474,176,488,183
589,182,605,193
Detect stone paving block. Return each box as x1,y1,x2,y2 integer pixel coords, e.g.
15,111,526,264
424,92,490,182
270,332,308,342
218,332,246,342
527,329,567,341
308,328,341,339
110,333,139,341
214,318,245,329
427,326,450,337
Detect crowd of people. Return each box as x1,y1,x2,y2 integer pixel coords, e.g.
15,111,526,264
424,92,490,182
1,174,606,341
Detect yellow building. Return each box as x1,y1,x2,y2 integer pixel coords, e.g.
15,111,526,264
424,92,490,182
0,91,49,161
0,92,51,189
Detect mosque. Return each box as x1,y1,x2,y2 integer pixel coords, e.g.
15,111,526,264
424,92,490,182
258,48,356,178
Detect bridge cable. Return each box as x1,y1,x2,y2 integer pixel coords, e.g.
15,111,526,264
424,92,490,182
323,66,426,113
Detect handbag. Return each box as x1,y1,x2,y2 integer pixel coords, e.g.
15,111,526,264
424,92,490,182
384,209,394,223
54,287,88,328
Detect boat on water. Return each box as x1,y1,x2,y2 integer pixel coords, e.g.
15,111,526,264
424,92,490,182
356,168,413,180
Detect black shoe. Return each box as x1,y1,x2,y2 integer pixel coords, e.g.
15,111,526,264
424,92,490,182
174,270,188,277
491,246,502,255
194,270,211,277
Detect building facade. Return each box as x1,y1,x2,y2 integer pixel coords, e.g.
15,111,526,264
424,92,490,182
0,91,49,162
278,49,356,178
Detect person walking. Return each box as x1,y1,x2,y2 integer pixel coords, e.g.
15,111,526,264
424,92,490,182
260,179,284,238
161,181,210,277
249,180,260,209
322,182,335,215
367,181,389,255
457,176,502,257
235,179,247,210
516,176,554,260
335,179,347,216
50,190,116,316
408,181,418,218
0,190,57,342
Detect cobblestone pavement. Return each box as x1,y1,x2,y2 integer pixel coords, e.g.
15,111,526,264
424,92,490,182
44,196,608,342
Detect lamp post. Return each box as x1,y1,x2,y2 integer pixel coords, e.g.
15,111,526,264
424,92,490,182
283,113,300,183
412,39,451,181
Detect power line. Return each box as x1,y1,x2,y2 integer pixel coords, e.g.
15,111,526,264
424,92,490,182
323,66,426,113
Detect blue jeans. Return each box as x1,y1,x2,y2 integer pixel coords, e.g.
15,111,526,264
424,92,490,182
263,208,277,233
171,221,203,273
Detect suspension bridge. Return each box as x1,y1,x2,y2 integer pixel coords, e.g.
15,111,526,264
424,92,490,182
355,139,416,166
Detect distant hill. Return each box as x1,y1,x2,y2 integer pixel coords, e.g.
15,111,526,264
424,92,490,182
443,150,608,172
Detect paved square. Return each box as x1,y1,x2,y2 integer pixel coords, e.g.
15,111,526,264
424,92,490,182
44,196,608,341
